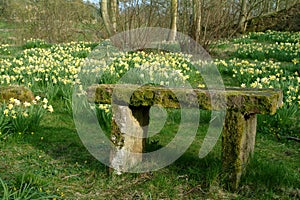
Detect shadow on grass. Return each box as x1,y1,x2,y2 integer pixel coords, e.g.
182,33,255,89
24,113,108,174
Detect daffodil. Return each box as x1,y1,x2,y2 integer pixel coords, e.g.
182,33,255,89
48,105,54,113
7,104,13,110
3,109,9,115
42,98,48,104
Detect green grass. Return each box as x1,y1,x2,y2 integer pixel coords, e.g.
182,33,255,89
1,105,299,199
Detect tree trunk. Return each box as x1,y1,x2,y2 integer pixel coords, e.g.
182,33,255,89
147,0,153,26
110,0,118,33
168,0,178,42
238,0,247,32
189,0,202,44
194,0,202,45
101,0,113,36
276,0,281,11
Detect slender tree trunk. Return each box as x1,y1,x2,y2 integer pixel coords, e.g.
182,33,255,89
168,0,178,41
194,0,202,44
101,0,113,36
110,0,117,33
101,0,117,37
276,0,281,11
267,0,271,12
189,0,202,44
147,0,153,26
180,0,190,35
238,0,247,32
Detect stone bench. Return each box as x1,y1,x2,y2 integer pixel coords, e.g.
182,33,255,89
86,84,283,190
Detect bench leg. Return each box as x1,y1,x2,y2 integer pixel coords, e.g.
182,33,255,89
110,105,149,173
222,111,257,190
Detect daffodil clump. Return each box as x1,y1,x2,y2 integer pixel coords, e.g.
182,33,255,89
248,30,300,44
215,58,299,107
1,33,298,137
0,44,11,55
84,50,202,87
230,30,300,62
235,42,300,62
0,96,53,136
0,39,93,135
1,39,206,134
216,30,300,137
22,38,52,49
0,40,93,101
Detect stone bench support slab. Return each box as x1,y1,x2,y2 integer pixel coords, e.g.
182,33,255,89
222,111,257,190
86,84,282,190
110,105,149,173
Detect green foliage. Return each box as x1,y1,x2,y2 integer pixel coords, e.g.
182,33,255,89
0,97,53,135
95,104,112,135
0,44,10,55
233,31,300,62
0,31,299,199
248,30,300,43
0,175,58,200
0,104,299,199
22,39,52,49
160,42,181,52
258,104,300,138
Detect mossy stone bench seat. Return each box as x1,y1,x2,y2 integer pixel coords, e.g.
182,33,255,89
86,84,283,190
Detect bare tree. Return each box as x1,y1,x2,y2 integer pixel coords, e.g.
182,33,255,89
276,0,280,11
238,0,247,32
168,0,178,41
110,0,118,32
101,0,116,36
193,0,202,44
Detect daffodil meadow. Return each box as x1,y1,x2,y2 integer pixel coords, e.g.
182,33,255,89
1,38,206,136
215,30,299,137
0,31,299,199
1,31,298,138
0,40,94,136
91,50,198,86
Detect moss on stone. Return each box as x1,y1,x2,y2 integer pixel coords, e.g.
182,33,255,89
0,85,34,103
222,111,257,191
111,118,124,148
222,111,245,190
87,84,282,114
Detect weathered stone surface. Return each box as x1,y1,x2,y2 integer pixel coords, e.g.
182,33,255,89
0,85,34,103
110,105,149,173
222,111,257,190
87,84,283,114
